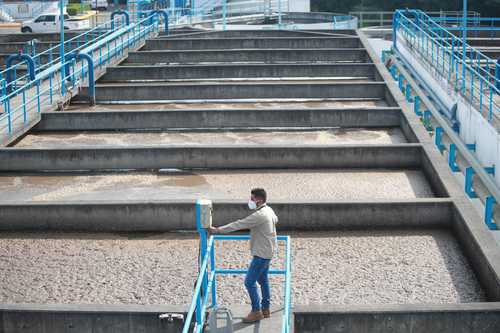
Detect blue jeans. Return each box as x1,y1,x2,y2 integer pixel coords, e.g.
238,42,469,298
244,256,271,312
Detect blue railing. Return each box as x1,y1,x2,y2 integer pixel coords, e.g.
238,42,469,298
393,9,499,121
0,13,160,142
432,17,500,38
182,233,292,333
0,14,131,95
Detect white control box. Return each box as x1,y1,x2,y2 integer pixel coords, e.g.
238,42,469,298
196,199,213,229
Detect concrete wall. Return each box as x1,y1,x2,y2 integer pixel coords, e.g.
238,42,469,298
125,49,369,64
452,204,500,301
34,108,404,131
294,303,500,333
143,37,362,50
4,302,500,333
159,30,357,38
0,304,186,333
100,63,377,81
0,200,453,231
0,32,80,43
86,82,386,102
0,145,422,171
358,30,500,304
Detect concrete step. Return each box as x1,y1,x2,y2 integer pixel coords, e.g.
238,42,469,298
0,144,422,171
83,81,387,102
125,48,369,65
159,29,357,38
143,36,362,50
465,37,500,47
0,53,55,67
99,63,376,82
35,107,403,131
0,32,81,43
476,47,500,59
0,39,98,54
0,200,451,232
450,30,500,38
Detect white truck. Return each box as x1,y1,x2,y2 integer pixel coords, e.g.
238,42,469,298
21,13,90,33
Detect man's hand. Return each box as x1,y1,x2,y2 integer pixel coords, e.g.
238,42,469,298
207,227,219,235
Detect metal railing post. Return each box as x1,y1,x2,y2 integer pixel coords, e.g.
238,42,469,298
59,0,65,97
461,0,467,92
222,0,227,31
495,59,500,90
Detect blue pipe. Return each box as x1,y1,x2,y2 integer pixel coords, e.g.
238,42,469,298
111,10,130,30
6,53,36,93
64,52,95,105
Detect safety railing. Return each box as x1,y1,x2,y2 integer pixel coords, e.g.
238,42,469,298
386,52,498,230
0,13,160,141
350,10,479,28
182,234,292,333
393,9,499,122
432,17,500,38
0,14,131,96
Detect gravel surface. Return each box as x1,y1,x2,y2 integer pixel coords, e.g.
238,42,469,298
15,128,406,148
0,230,484,306
0,169,434,202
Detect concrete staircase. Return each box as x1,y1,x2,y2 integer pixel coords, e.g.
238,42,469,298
0,32,95,68
1,28,499,333
79,30,378,103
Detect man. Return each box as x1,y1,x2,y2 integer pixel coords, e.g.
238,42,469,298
209,188,278,323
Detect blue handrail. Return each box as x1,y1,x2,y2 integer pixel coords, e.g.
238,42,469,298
0,15,126,96
182,234,292,333
0,13,159,141
393,9,499,121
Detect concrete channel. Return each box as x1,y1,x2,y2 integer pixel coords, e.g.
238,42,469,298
0,28,499,333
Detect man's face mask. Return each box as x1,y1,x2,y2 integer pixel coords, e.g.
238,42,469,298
248,199,257,210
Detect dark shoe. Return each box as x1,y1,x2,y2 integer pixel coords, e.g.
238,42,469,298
262,308,271,318
242,311,264,323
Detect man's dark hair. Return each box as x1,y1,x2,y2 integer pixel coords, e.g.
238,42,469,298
251,188,267,202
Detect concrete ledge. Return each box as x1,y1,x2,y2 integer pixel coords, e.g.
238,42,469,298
0,32,81,43
294,303,500,333
0,199,453,231
34,108,403,131
143,37,362,50
357,32,500,303
125,49,369,64
452,203,500,301
0,303,186,333
86,82,387,102
0,144,422,171
100,63,377,81
159,29,357,38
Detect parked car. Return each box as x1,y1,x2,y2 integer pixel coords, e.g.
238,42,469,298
86,0,109,11
21,13,90,33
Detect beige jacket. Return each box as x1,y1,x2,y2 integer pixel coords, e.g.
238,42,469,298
219,204,278,259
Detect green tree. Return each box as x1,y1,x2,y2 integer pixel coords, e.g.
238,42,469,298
311,0,500,17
